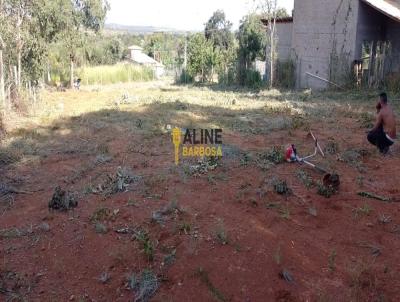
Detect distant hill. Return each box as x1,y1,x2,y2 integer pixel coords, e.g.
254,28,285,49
105,23,191,34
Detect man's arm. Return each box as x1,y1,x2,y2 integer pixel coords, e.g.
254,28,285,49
371,112,383,132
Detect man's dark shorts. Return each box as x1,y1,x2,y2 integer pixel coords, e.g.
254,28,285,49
367,125,395,153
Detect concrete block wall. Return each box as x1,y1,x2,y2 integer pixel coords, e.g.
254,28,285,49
275,22,293,61
292,0,360,89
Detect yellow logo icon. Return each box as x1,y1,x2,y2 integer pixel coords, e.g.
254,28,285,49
172,127,182,165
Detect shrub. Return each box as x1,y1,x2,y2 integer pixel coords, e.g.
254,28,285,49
176,68,193,84
244,69,262,88
218,67,236,86
276,60,295,89
385,72,400,93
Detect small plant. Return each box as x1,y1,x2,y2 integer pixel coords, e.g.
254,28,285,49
279,205,291,220
358,112,374,129
179,222,192,234
163,249,176,266
258,146,285,164
92,166,141,196
195,267,227,302
127,199,138,207
296,169,314,188
214,220,228,245
317,182,336,198
239,152,253,167
48,186,78,211
94,222,108,234
90,207,113,223
128,269,159,302
353,204,372,218
324,139,339,155
290,114,308,130
135,229,155,261
272,178,291,195
328,249,337,272
339,149,366,172
152,200,181,226
96,142,109,155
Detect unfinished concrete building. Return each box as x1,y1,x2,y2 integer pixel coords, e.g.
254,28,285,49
267,0,400,89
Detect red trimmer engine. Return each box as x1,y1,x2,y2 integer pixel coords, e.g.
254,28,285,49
286,132,340,190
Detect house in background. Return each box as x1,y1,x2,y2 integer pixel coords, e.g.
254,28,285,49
128,45,165,78
264,0,400,89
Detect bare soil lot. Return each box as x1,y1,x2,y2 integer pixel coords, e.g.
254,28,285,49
1,82,400,301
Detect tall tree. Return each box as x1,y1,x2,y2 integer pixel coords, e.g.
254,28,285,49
205,10,234,51
237,14,266,85
187,33,214,82
57,0,109,87
258,0,289,87
204,10,236,83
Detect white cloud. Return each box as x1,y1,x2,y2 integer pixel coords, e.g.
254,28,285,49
106,0,294,31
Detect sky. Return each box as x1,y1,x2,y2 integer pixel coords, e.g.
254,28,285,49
106,0,294,31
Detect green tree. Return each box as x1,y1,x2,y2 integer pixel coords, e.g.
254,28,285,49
205,10,234,51
258,0,290,87
187,33,214,82
237,14,266,85
57,0,109,87
204,10,237,84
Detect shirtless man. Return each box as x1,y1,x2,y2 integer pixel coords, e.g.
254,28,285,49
367,92,396,154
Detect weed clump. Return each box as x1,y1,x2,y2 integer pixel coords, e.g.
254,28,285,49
256,146,285,171
134,229,155,261
324,139,339,155
272,178,291,195
90,207,113,223
214,220,228,245
48,186,77,211
128,269,159,302
186,157,220,176
92,166,141,196
195,267,227,302
151,200,181,226
317,182,336,198
290,114,308,130
358,112,374,129
296,169,314,188
0,148,22,166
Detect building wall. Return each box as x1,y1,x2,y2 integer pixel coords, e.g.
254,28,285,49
292,0,360,89
275,22,293,61
355,1,386,58
355,2,400,72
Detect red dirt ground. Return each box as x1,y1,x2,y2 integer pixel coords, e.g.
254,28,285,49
1,114,400,302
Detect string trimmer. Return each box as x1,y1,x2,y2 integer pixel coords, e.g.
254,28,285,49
285,132,340,189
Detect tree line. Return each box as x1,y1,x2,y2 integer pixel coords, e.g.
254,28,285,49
184,7,289,88
0,0,109,107
0,0,289,111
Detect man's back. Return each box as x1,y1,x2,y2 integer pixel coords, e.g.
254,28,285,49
380,105,396,139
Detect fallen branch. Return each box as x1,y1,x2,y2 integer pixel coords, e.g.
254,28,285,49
357,191,390,202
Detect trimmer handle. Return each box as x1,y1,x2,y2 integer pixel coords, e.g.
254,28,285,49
310,131,325,157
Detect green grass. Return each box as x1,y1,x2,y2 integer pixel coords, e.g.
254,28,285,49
78,64,154,85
